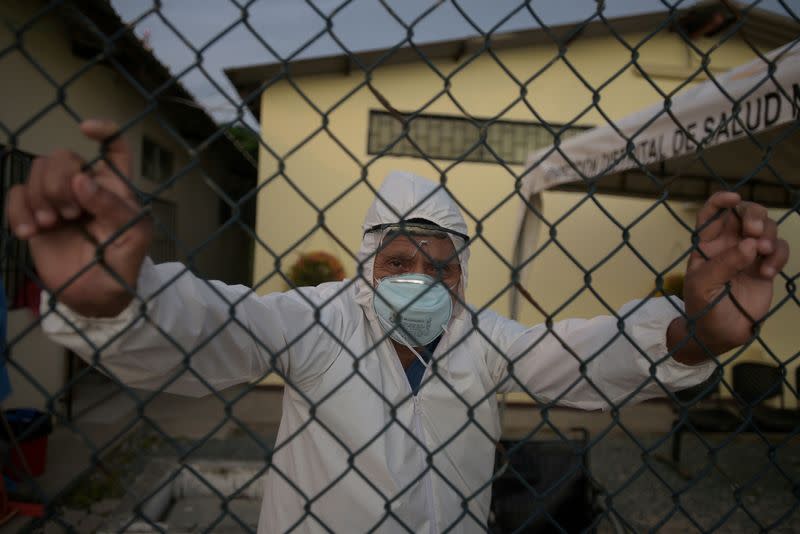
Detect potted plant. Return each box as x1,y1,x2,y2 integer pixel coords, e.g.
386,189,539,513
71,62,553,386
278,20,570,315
288,251,346,287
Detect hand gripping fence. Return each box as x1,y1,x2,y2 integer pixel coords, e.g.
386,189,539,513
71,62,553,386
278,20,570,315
1,0,799,532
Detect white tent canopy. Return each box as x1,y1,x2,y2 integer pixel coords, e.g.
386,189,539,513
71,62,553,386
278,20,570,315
511,42,800,317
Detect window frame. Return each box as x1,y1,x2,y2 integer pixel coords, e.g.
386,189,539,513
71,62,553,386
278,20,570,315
367,110,591,165
148,197,178,264
0,146,37,311
141,135,175,183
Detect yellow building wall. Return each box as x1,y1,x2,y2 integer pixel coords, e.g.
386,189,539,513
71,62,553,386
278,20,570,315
255,29,798,404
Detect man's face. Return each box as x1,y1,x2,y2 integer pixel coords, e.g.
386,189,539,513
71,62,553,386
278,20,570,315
373,233,461,290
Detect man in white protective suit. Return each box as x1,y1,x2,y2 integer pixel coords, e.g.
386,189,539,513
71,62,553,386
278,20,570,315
5,120,790,533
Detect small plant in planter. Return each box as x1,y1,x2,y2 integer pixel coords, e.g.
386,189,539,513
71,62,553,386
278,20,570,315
288,251,346,287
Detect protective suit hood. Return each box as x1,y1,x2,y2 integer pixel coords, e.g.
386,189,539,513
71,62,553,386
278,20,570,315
355,171,470,321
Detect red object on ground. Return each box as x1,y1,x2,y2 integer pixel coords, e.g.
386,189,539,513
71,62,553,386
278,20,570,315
8,500,44,517
1,409,52,481
0,476,17,525
4,436,48,481
12,279,41,317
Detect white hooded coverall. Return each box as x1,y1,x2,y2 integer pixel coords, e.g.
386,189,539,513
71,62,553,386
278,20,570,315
43,171,714,533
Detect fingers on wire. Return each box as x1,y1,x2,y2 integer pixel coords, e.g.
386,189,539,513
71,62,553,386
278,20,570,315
758,238,790,279
72,172,138,230
20,150,84,234
6,185,36,239
733,203,786,279
80,119,137,204
694,238,759,291
6,120,140,241
694,220,787,283
7,158,138,243
79,119,131,172
734,202,769,240
695,191,741,242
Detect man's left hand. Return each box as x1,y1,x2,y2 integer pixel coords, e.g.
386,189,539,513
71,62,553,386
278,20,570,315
668,192,790,365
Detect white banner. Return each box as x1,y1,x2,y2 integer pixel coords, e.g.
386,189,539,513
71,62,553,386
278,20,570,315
520,42,800,198
510,43,800,318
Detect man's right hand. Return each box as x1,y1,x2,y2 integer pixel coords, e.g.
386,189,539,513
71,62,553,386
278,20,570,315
5,119,153,317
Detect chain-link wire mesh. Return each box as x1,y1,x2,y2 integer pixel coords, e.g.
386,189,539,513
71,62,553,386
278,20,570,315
1,0,799,532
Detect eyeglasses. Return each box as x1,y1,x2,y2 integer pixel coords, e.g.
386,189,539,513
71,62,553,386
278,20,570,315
365,221,469,243
370,223,465,289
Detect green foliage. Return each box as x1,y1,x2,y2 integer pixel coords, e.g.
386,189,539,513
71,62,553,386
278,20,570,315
228,125,259,161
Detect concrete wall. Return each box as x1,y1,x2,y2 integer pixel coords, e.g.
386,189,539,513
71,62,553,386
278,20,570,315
254,28,799,404
0,1,251,410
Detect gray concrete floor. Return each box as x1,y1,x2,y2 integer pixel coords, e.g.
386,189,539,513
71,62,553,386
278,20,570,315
3,382,283,533
5,380,799,533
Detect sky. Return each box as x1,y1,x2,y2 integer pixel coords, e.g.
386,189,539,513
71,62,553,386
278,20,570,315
109,0,797,125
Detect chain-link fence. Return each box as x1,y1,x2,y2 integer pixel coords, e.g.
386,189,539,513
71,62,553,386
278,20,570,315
1,0,799,532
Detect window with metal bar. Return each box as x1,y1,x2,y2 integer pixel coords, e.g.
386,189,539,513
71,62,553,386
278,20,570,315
367,110,589,165
0,146,36,311
141,136,174,183
148,197,177,263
